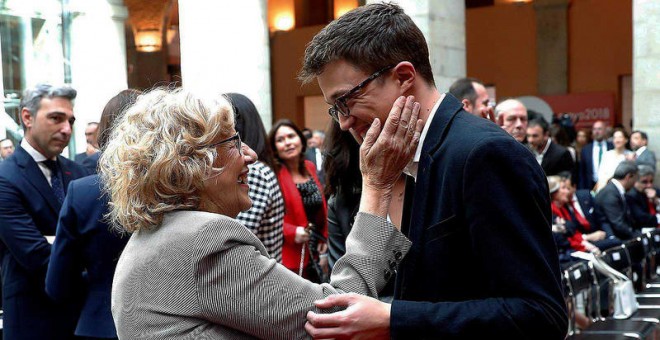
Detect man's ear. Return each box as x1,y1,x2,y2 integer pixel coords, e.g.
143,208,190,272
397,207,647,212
460,99,471,110
392,62,416,93
21,108,33,129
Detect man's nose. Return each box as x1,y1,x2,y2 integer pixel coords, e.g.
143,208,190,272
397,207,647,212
61,122,73,135
338,115,352,131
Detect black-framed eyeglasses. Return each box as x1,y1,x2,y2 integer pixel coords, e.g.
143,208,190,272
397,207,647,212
209,132,242,155
328,64,396,122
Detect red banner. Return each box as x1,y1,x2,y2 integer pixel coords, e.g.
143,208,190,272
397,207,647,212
540,92,616,130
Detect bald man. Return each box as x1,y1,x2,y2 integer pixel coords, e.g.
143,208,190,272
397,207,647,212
495,99,528,143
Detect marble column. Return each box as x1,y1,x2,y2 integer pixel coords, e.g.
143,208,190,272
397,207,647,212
633,0,660,175
178,0,272,128
533,0,569,95
367,0,466,92
68,0,129,153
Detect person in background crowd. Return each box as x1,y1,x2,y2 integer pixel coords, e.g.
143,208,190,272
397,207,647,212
45,89,140,340
308,130,325,149
626,165,660,230
300,3,567,338
269,119,329,282
323,122,361,269
103,87,413,339
547,175,600,264
630,130,656,171
448,77,494,121
595,129,633,192
579,121,613,190
551,114,578,162
75,122,99,164
495,98,528,143
302,127,313,144
0,83,87,340
225,92,285,262
575,128,591,163
558,171,621,251
595,161,639,241
527,118,575,176
305,129,326,185
0,138,15,161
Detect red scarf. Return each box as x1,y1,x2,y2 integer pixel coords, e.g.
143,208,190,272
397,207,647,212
570,200,591,231
552,202,586,251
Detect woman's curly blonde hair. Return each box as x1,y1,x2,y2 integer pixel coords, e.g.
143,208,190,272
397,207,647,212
99,87,235,232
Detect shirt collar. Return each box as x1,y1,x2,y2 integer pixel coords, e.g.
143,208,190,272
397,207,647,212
636,145,647,157
611,178,626,196
403,94,444,180
21,138,53,163
413,94,444,163
532,138,551,156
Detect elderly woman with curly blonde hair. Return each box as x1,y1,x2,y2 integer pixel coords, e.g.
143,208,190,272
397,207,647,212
101,88,421,339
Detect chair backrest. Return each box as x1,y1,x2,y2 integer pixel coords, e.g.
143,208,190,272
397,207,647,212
600,245,633,280
625,237,648,291
646,230,660,280
564,260,599,333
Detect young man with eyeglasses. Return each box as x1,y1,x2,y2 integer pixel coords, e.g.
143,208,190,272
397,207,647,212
300,3,567,339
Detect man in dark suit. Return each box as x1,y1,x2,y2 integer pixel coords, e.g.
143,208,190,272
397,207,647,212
626,165,659,230
448,77,494,121
74,122,99,164
305,130,326,185
0,138,15,162
300,3,567,338
0,84,87,339
631,130,657,172
526,118,575,176
579,120,613,190
595,161,639,241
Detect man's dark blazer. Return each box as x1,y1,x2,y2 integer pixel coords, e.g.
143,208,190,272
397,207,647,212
636,148,657,171
74,151,87,164
626,187,659,230
541,141,575,176
579,141,613,190
573,189,615,236
81,151,99,174
0,145,87,339
46,174,129,338
390,94,567,339
595,181,636,240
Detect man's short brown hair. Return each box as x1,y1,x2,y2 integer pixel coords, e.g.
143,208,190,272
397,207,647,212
299,3,434,86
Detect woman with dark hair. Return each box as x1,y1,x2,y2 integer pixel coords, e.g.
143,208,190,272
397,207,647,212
46,89,141,339
323,122,361,268
223,93,285,262
268,119,328,282
323,122,405,301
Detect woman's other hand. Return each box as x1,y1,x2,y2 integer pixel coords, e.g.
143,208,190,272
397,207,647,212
295,226,310,244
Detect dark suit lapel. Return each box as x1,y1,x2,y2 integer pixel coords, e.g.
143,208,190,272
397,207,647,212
397,94,462,295
401,175,416,237
408,93,462,244
58,156,78,194
14,146,61,214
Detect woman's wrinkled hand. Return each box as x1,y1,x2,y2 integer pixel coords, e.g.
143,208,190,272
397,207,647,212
360,96,423,194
